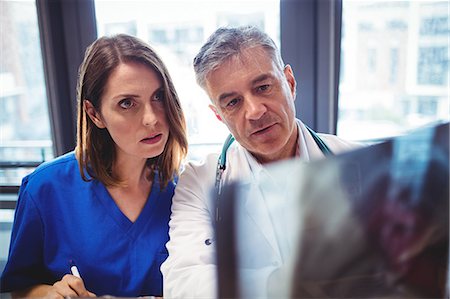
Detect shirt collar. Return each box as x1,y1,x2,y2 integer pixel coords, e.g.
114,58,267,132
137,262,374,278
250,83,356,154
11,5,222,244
296,119,311,162
243,120,306,182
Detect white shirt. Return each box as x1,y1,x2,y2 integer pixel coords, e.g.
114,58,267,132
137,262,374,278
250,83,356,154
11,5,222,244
161,119,359,298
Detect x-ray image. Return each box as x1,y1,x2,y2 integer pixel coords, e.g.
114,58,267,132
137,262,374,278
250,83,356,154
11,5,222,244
216,122,449,299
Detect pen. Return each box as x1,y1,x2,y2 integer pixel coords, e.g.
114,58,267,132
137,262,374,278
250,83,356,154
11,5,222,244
71,265,81,279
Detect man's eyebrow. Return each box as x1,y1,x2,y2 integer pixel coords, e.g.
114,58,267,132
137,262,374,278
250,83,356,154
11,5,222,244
251,74,273,85
217,74,274,102
218,91,238,102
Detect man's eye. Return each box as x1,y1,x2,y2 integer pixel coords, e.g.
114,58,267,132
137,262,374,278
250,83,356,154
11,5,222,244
119,98,134,109
257,84,270,92
226,98,239,107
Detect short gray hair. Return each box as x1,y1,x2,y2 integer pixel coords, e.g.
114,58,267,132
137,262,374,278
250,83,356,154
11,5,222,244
193,26,285,89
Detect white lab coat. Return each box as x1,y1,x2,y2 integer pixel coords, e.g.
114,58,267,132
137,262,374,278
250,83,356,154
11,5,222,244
161,119,359,298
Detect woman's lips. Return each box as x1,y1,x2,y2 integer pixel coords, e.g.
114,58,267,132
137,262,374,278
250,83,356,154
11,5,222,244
141,134,162,144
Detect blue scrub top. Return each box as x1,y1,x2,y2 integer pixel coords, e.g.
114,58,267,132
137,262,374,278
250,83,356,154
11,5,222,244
1,152,174,297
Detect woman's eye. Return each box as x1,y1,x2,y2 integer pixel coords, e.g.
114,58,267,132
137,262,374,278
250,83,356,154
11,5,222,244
153,90,165,102
118,98,134,109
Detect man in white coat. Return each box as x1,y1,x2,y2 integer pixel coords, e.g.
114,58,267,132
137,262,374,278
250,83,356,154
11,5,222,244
161,26,358,298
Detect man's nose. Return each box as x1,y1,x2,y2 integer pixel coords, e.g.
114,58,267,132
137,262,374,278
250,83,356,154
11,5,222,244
245,96,267,120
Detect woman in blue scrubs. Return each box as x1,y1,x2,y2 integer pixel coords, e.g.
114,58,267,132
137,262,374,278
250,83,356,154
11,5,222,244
1,34,188,298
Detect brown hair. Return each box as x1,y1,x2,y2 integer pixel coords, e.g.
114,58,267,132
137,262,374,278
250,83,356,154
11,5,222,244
75,34,188,188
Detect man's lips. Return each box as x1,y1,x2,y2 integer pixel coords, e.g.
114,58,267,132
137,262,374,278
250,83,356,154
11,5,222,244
140,133,163,144
250,123,276,136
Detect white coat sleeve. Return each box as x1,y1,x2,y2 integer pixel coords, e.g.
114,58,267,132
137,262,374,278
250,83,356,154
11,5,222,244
161,155,218,299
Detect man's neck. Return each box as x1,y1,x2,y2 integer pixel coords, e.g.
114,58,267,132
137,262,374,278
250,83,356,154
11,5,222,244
252,124,299,165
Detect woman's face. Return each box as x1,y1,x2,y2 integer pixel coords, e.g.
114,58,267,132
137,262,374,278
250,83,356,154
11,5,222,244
85,62,169,163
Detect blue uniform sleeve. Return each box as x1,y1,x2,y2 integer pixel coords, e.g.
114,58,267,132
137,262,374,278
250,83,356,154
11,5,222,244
0,179,53,292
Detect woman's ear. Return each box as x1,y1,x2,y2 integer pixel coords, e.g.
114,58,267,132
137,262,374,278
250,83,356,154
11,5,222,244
84,100,106,128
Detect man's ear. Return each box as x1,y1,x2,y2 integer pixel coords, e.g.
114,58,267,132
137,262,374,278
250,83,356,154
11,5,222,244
208,104,223,122
284,64,297,100
84,100,106,128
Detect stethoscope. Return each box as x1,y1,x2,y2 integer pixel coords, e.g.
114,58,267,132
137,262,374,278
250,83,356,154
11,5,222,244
214,125,333,224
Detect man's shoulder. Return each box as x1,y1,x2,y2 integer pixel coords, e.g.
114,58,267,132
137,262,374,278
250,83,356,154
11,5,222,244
318,133,363,153
183,152,220,172
177,152,221,188
181,142,246,174
177,143,248,187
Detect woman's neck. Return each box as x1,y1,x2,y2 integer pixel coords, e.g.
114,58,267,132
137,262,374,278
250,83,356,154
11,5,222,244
107,156,153,222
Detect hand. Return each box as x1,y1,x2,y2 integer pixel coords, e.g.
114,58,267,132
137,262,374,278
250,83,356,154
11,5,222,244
46,274,96,299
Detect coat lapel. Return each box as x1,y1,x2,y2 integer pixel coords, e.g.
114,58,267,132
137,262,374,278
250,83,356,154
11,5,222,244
243,182,282,261
225,145,283,262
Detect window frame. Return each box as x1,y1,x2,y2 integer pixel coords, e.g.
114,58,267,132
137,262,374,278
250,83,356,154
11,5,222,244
36,0,97,156
281,0,342,134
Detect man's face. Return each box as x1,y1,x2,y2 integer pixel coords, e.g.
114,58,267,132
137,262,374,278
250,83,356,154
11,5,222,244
205,46,298,164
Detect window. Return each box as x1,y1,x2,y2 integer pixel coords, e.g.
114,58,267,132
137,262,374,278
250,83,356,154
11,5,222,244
94,0,280,160
0,0,53,274
389,48,399,84
417,96,438,116
387,20,407,31
367,48,377,73
338,1,449,142
1,1,54,181
417,46,448,86
420,16,449,36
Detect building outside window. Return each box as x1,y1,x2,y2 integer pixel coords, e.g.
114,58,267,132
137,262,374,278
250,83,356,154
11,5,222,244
389,48,399,84
338,0,449,141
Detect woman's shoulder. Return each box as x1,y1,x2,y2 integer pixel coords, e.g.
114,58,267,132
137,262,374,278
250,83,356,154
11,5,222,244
22,151,79,187
153,169,177,195
29,151,77,174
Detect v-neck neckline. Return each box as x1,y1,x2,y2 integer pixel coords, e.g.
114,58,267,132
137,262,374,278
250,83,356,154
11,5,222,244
93,174,162,238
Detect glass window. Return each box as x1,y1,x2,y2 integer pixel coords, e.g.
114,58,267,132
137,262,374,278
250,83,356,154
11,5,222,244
94,0,280,160
338,1,449,142
418,96,438,116
389,48,399,84
0,0,54,184
417,46,448,85
0,0,53,274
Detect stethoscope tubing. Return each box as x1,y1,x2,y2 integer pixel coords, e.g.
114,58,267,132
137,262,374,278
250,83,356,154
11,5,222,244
215,126,333,207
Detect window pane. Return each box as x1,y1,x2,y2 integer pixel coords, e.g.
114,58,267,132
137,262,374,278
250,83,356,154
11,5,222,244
94,0,280,159
0,0,54,185
338,1,449,141
0,0,54,275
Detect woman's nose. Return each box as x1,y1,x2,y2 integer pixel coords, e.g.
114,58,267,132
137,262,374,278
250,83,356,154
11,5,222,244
142,104,158,126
